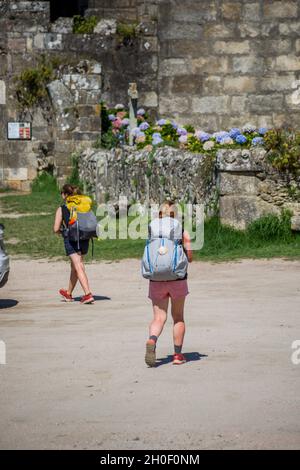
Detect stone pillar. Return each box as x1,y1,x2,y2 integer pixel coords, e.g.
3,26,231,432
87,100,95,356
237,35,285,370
47,60,102,185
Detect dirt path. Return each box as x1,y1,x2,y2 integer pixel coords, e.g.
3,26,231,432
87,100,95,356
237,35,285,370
0,258,300,449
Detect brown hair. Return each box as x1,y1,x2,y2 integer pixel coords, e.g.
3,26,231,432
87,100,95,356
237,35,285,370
61,184,82,196
159,200,177,218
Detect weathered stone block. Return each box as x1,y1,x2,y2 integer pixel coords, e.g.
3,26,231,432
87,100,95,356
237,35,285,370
159,58,192,77
279,22,300,36
219,173,258,196
274,55,300,72
170,1,217,23
221,2,242,21
94,19,117,35
7,37,26,52
171,75,202,94
260,74,296,92
139,91,158,107
191,57,228,74
261,39,292,55
192,95,230,114
159,95,191,115
217,148,266,172
220,195,280,230
0,80,6,105
213,40,250,55
232,56,264,74
202,76,223,95
203,23,235,39
238,23,260,38
159,21,203,40
230,96,249,114
248,94,284,112
242,2,261,22
263,1,298,19
50,17,73,34
224,76,256,93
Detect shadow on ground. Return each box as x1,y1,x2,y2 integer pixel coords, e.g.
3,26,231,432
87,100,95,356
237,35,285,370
0,299,19,309
155,352,208,367
73,295,111,302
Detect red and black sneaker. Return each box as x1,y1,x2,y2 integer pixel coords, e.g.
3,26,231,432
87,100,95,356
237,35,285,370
173,353,186,365
80,293,95,304
59,289,73,302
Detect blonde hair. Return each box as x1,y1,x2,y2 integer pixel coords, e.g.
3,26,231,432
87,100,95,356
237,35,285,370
159,200,177,218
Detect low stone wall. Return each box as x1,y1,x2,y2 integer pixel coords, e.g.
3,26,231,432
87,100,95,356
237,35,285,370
217,148,300,229
79,145,300,230
78,146,218,212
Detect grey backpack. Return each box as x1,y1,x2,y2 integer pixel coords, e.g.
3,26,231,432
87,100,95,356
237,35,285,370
142,216,188,281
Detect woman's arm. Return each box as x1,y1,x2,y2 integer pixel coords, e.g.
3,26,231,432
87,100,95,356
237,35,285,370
53,207,63,234
183,230,193,262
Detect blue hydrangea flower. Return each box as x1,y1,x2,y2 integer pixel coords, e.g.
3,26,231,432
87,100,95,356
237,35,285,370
235,134,247,144
139,122,150,131
258,127,267,135
195,131,211,142
216,133,230,143
131,127,141,137
177,127,188,136
152,132,162,138
220,136,234,145
121,118,129,126
229,128,241,139
137,108,146,115
252,136,264,146
171,121,178,129
157,119,167,126
152,136,163,145
108,114,116,121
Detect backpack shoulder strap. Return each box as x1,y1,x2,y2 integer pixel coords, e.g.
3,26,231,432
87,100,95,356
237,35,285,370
61,204,70,227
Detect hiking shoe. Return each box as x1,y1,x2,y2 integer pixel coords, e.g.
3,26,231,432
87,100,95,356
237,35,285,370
80,293,95,304
59,289,73,302
173,353,186,365
145,340,156,367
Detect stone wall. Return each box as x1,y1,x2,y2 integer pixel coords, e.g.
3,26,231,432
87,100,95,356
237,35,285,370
78,145,300,230
217,148,300,229
1,0,300,190
0,0,144,189
78,145,218,211
156,0,300,130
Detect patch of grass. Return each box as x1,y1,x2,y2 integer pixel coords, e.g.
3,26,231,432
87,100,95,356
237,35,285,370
0,191,61,214
2,192,300,262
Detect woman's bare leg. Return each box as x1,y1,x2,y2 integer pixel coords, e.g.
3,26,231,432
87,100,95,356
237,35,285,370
68,261,78,295
145,297,169,367
171,297,186,350
149,297,169,339
69,253,91,295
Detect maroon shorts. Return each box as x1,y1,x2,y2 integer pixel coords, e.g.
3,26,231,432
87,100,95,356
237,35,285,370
148,279,189,301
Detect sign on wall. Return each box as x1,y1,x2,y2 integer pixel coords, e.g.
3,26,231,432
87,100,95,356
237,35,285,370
7,122,32,140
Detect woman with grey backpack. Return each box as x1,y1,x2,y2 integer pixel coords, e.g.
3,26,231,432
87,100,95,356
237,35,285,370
142,201,192,367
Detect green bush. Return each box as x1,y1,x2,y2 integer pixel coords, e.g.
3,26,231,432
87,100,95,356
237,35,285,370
116,22,137,44
73,15,98,34
31,171,59,193
265,128,300,174
246,210,292,243
66,153,83,190
15,56,61,109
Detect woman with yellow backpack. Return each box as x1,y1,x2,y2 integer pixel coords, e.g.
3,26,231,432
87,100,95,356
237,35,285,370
53,184,96,304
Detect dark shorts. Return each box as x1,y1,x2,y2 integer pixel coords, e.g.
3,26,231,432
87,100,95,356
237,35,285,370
63,237,89,256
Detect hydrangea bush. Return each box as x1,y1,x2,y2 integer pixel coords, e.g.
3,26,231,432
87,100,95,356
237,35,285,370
100,103,269,154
